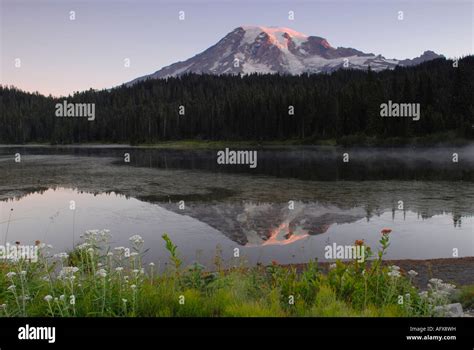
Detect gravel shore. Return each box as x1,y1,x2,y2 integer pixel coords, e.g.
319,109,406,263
290,257,474,289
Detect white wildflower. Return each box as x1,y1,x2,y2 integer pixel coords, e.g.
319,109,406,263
54,252,69,259
428,278,443,286
419,291,428,298
96,269,107,278
129,235,144,244
100,229,111,237
84,229,99,236
387,270,401,278
76,243,90,250
387,265,401,278
59,266,80,280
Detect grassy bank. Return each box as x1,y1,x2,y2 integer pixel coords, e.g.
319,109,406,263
3,132,472,149
0,230,466,317
70,134,474,148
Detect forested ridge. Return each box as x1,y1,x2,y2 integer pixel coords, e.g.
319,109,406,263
1,56,473,144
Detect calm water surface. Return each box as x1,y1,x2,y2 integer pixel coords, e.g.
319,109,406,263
0,145,472,267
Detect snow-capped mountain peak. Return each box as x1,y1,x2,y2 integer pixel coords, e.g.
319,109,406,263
240,26,309,48
126,26,443,85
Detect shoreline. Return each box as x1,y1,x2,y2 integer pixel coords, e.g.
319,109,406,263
288,256,474,288
0,139,473,150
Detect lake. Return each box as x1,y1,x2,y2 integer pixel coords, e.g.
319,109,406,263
0,145,473,269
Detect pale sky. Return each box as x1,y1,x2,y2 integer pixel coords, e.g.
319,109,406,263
1,0,473,96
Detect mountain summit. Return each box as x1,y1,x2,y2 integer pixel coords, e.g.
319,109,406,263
127,26,443,84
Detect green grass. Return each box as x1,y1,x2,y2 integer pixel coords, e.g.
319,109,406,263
336,132,472,147
126,135,473,148
0,230,461,317
455,285,474,310
135,139,333,149
10,134,472,149
116,134,473,148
